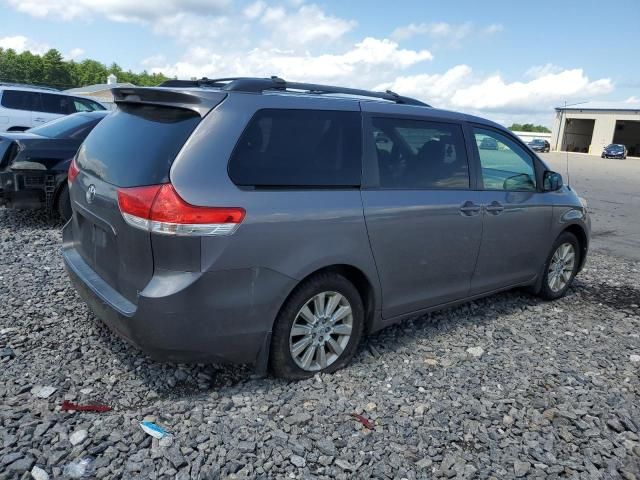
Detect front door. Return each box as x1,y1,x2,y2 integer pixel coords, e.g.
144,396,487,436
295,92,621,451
469,126,553,294
361,114,484,319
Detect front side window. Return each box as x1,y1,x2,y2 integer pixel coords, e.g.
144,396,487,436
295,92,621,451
473,127,537,191
370,117,469,189
1,90,39,111
40,93,72,114
73,97,105,112
229,109,362,187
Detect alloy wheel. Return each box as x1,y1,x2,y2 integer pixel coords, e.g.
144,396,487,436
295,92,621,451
289,291,353,371
547,242,576,292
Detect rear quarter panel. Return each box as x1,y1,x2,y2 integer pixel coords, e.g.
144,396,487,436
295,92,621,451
169,93,382,314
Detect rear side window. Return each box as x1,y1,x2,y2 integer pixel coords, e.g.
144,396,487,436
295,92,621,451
229,109,362,187
370,117,470,189
1,90,39,111
77,104,200,187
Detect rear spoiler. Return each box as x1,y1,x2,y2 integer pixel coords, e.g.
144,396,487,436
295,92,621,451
111,87,226,116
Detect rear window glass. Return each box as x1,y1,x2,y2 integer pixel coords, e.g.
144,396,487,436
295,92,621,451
29,114,98,139
1,90,39,111
229,109,362,187
77,104,200,187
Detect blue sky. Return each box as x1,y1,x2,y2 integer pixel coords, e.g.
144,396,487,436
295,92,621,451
1,0,638,126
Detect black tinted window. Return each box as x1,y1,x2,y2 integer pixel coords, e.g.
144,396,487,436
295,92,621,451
1,90,39,111
371,117,469,189
229,109,362,187
77,105,200,187
40,93,71,114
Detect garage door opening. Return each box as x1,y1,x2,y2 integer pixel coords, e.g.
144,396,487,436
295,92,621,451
613,120,640,157
562,118,595,153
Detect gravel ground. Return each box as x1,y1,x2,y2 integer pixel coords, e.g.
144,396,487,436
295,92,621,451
1,207,639,480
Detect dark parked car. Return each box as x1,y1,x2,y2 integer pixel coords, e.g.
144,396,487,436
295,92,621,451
479,136,498,150
63,77,590,379
0,111,108,220
528,138,550,153
601,143,627,159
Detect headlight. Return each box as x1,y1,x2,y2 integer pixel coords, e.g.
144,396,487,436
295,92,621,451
579,196,588,212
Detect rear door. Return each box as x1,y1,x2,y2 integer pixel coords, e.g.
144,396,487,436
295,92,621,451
34,93,72,126
0,90,38,130
69,90,224,303
469,125,553,294
361,110,484,318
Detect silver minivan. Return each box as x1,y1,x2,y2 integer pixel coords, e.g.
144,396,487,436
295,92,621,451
62,77,590,379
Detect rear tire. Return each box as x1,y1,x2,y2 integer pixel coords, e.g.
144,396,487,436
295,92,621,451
269,272,364,380
538,232,580,300
56,184,72,222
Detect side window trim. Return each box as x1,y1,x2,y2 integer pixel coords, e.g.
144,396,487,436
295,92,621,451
469,123,541,193
361,112,472,191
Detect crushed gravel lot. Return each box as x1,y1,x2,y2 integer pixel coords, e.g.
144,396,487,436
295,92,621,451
1,207,639,479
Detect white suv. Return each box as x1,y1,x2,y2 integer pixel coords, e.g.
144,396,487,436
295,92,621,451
0,84,106,132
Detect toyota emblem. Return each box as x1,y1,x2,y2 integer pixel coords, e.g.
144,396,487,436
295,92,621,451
86,184,96,204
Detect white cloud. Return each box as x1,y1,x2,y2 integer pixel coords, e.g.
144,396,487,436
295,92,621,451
146,37,433,85
6,0,229,22
243,1,266,19
483,23,503,35
64,48,85,60
392,22,473,42
380,67,613,114
0,35,50,54
259,4,356,45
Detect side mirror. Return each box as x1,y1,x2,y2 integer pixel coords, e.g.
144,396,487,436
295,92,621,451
543,171,563,191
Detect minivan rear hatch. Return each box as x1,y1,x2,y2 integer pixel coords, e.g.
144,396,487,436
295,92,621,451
69,87,225,303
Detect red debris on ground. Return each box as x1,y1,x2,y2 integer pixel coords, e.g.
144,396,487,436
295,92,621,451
61,400,112,413
350,413,375,430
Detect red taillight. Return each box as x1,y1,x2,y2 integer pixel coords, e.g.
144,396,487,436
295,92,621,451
68,158,80,183
117,183,245,236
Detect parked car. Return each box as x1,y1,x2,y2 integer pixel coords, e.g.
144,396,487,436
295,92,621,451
528,138,550,153
0,83,106,132
479,136,498,150
62,77,590,379
0,111,109,220
601,143,627,159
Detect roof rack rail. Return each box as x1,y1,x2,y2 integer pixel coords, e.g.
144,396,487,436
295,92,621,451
0,82,60,92
159,76,430,107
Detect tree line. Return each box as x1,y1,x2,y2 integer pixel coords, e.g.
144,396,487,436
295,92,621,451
0,48,170,90
508,123,551,133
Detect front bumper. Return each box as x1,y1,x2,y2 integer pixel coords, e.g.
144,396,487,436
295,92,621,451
62,227,295,365
0,170,57,210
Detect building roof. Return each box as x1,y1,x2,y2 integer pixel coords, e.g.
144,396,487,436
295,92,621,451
64,82,135,94
555,101,640,112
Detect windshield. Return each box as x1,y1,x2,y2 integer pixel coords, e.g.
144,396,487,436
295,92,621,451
29,114,96,139
530,139,544,144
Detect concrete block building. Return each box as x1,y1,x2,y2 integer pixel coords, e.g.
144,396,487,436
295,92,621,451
550,102,640,157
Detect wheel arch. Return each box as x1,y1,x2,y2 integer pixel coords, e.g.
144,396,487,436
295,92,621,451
278,263,378,335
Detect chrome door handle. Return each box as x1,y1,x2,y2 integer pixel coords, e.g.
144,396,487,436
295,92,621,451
34,117,45,122
485,201,504,215
460,201,481,216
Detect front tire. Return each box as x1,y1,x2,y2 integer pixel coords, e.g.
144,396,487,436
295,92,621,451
538,232,580,300
269,272,364,380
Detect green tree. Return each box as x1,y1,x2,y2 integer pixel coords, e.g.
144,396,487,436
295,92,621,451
0,48,169,89
508,123,551,133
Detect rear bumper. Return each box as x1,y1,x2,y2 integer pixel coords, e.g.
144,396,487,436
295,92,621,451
62,228,296,365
